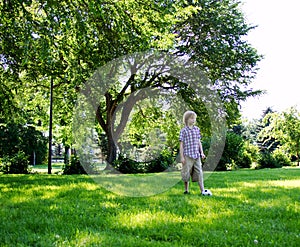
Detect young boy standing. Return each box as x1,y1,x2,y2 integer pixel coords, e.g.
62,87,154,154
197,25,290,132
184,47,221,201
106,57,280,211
179,111,211,196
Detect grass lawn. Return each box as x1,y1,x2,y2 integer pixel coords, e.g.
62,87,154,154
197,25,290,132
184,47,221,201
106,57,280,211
0,168,299,246
29,163,64,174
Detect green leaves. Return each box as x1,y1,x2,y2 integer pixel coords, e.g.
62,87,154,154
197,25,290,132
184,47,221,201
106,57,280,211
176,0,263,110
258,107,300,165
1,0,262,163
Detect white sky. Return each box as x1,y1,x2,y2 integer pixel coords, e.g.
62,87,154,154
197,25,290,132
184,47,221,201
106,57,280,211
239,0,300,120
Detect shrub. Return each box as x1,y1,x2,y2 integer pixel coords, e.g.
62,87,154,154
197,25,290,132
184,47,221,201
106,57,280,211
112,154,145,174
257,152,282,169
235,142,259,168
217,132,244,171
272,149,292,167
0,151,29,174
112,149,174,174
237,151,252,168
146,149,174,173
63,155,96,175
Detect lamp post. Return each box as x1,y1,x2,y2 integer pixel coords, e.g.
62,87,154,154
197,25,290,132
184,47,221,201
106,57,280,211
48,76,53,174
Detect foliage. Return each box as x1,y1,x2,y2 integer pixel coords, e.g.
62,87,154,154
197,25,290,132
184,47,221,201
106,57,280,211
244,141,260,163
256,148,291,169
147,148,175,173
0,123,47,165
0,151,29,174
112,154,145,174
0,169,299,246
236,151,252,169
117,100,181,160
241,119,260,145
258,107,300,165
257,111,280,152
62,155,88,175
215,130,262,170
217,131,244,171
0,0,262,166
279,108,300,165
112,149,174,174
97,132,109,158
272,148,292,167
121,101,166,148
177,0,263,126
257,152,282,169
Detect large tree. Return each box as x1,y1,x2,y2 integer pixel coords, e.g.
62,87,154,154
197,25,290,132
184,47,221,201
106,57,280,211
86,0,263,165
1,0,262,167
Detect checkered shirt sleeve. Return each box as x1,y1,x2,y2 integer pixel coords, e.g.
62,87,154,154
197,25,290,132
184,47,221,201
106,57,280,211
179,126,201,159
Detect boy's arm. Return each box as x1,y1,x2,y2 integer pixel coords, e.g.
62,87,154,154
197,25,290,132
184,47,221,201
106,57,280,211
180,141,185,164
199,140,205,159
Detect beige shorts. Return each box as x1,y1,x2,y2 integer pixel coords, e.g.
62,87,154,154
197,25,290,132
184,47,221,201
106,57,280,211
181,156,202,182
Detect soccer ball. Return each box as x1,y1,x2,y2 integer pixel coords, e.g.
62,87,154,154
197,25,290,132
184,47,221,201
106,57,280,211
202,189,212,196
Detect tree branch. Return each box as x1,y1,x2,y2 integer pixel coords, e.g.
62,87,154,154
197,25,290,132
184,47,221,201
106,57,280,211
113,89,159,141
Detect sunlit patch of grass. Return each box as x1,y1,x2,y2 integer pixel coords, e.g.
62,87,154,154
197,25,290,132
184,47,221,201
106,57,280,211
268,179,300,187
30,163,64,173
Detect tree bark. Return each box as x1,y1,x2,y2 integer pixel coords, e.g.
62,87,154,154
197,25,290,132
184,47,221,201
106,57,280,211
106,130,117,165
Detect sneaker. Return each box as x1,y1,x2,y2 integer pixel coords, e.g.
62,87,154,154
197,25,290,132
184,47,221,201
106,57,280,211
184,191,190,194
201,189,212,196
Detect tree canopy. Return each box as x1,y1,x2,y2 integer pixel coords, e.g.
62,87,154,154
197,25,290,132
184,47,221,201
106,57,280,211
0,0,262,167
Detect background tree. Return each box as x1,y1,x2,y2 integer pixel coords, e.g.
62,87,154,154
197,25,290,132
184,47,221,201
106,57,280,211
177,0,263,126
280,108,300,166
259,107,300,166
256,107,280,153
0,123,47,166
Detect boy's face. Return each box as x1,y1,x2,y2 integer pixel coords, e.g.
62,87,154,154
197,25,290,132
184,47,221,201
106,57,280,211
187,115,196,126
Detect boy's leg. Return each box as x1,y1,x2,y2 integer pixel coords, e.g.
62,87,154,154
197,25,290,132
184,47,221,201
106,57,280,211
181,157,193,193
184,181,189,193
192,158,204,193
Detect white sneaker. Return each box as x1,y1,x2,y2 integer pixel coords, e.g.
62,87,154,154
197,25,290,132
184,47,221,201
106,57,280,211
202,189,212,196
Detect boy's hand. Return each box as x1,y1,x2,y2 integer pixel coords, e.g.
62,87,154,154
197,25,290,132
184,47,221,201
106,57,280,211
181,157,186,165
201,153,206,159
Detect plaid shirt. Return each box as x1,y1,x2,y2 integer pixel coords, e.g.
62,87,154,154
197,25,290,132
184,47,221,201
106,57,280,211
179,126,201,159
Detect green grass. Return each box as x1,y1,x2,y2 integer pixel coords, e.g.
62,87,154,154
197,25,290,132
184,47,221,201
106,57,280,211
0,168,299,247
29,163,64,174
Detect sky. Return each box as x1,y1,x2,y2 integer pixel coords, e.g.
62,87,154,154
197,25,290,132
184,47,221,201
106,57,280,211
239,0,300,120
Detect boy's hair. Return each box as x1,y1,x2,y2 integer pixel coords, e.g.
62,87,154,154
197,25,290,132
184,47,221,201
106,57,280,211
183,111,197,126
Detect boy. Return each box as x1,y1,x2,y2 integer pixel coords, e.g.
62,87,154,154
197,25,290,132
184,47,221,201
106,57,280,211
179,111,211,196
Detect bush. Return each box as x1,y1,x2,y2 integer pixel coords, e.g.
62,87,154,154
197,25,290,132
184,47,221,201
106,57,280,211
147,149,174,173
272,149,292,167
235,142,258,169
217,132,244,171
63,155,96,175
237,151,252,168
112,154,145,174
0,151,29,174
257,152,282,169
112,149,174,174
256,149,292,169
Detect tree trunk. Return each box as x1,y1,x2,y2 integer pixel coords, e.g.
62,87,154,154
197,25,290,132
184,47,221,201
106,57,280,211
95,88,156,171
99,106,119,170
64,145,71,165
106,130,117,165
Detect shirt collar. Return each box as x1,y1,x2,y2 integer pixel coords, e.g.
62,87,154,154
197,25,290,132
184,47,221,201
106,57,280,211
186,125,195,130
